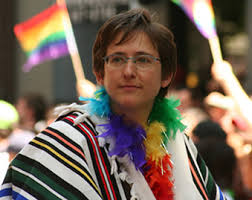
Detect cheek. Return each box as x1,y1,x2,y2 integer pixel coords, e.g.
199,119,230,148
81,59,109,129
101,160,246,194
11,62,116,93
147,69,162,84
103,69,117,88
143,72,162,94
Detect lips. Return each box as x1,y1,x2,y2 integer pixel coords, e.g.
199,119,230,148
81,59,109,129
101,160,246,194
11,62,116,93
122,85,138,87
119,85,141,91
120,85,140,88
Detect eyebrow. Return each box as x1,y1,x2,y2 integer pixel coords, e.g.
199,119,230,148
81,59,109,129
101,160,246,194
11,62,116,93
109,51,155,57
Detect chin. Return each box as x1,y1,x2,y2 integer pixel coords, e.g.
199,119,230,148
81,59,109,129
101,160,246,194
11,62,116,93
114,96,137,107
121,100,138,107
120,98,147,110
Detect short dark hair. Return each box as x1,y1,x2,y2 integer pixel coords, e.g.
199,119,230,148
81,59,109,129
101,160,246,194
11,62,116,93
193,120,227,141
92,8,177,97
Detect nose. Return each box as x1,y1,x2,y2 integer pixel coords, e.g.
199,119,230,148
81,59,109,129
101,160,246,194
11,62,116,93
122,60,137,79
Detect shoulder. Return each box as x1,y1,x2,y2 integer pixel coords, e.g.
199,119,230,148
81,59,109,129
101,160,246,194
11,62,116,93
43,110,98,146
42,102,109,150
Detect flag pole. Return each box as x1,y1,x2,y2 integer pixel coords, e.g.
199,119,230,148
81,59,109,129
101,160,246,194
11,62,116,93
56,0,85,82
56,0,96,97
208,36,223,64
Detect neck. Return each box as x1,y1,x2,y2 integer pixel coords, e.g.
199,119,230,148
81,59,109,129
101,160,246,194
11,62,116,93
111,103,153,125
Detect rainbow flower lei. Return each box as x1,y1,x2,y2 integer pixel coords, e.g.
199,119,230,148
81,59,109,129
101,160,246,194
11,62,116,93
79,87,186,200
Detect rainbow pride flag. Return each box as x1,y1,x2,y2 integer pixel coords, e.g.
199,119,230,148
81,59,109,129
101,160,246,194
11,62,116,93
14,3,69,72
172,0,216,39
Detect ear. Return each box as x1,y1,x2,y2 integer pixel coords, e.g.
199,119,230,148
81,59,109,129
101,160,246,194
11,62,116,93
95,72,104,85
161,75,172,88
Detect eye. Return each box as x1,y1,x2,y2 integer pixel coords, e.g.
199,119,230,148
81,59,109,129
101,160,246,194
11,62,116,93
135,55,152,64
110,55,125,64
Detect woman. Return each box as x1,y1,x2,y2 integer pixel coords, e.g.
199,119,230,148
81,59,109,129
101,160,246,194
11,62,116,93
0,9,226,200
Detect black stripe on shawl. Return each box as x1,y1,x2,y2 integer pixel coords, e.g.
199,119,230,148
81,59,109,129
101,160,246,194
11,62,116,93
197,155,217,200
13,154,89,199
29,137,101,198
185,144,209,200
41,126,87,164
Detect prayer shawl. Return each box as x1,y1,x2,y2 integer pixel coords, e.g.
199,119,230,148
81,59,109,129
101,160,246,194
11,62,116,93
0,109,226,199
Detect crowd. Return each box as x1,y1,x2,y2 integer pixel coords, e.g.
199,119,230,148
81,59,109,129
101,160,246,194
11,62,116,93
170,61,252,199
0,93,49,183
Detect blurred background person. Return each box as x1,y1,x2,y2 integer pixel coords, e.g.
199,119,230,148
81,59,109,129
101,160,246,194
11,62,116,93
211,61,252,130
15,93,48,134
196,139,243,200
204,92,235,125
210,61,252,193
0,100,19,183
192,120,251,199
4,93,48,160
0,100,19,152
45,102,68,126
168,86,209,138
192,120,227,144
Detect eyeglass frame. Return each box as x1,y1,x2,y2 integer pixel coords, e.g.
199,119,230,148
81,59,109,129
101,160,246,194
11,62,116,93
103,53,161,70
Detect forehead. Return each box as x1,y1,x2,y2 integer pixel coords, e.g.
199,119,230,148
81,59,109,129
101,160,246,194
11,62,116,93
107,31,158,55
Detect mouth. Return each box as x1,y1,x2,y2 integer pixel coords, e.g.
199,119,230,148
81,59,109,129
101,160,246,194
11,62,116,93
120,85,141,90
120,85,140,88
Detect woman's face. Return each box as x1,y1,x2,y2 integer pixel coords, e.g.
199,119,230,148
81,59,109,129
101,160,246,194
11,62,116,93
96,32,170,113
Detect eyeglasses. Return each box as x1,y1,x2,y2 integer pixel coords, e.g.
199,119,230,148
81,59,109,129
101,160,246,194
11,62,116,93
103,54,161,70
